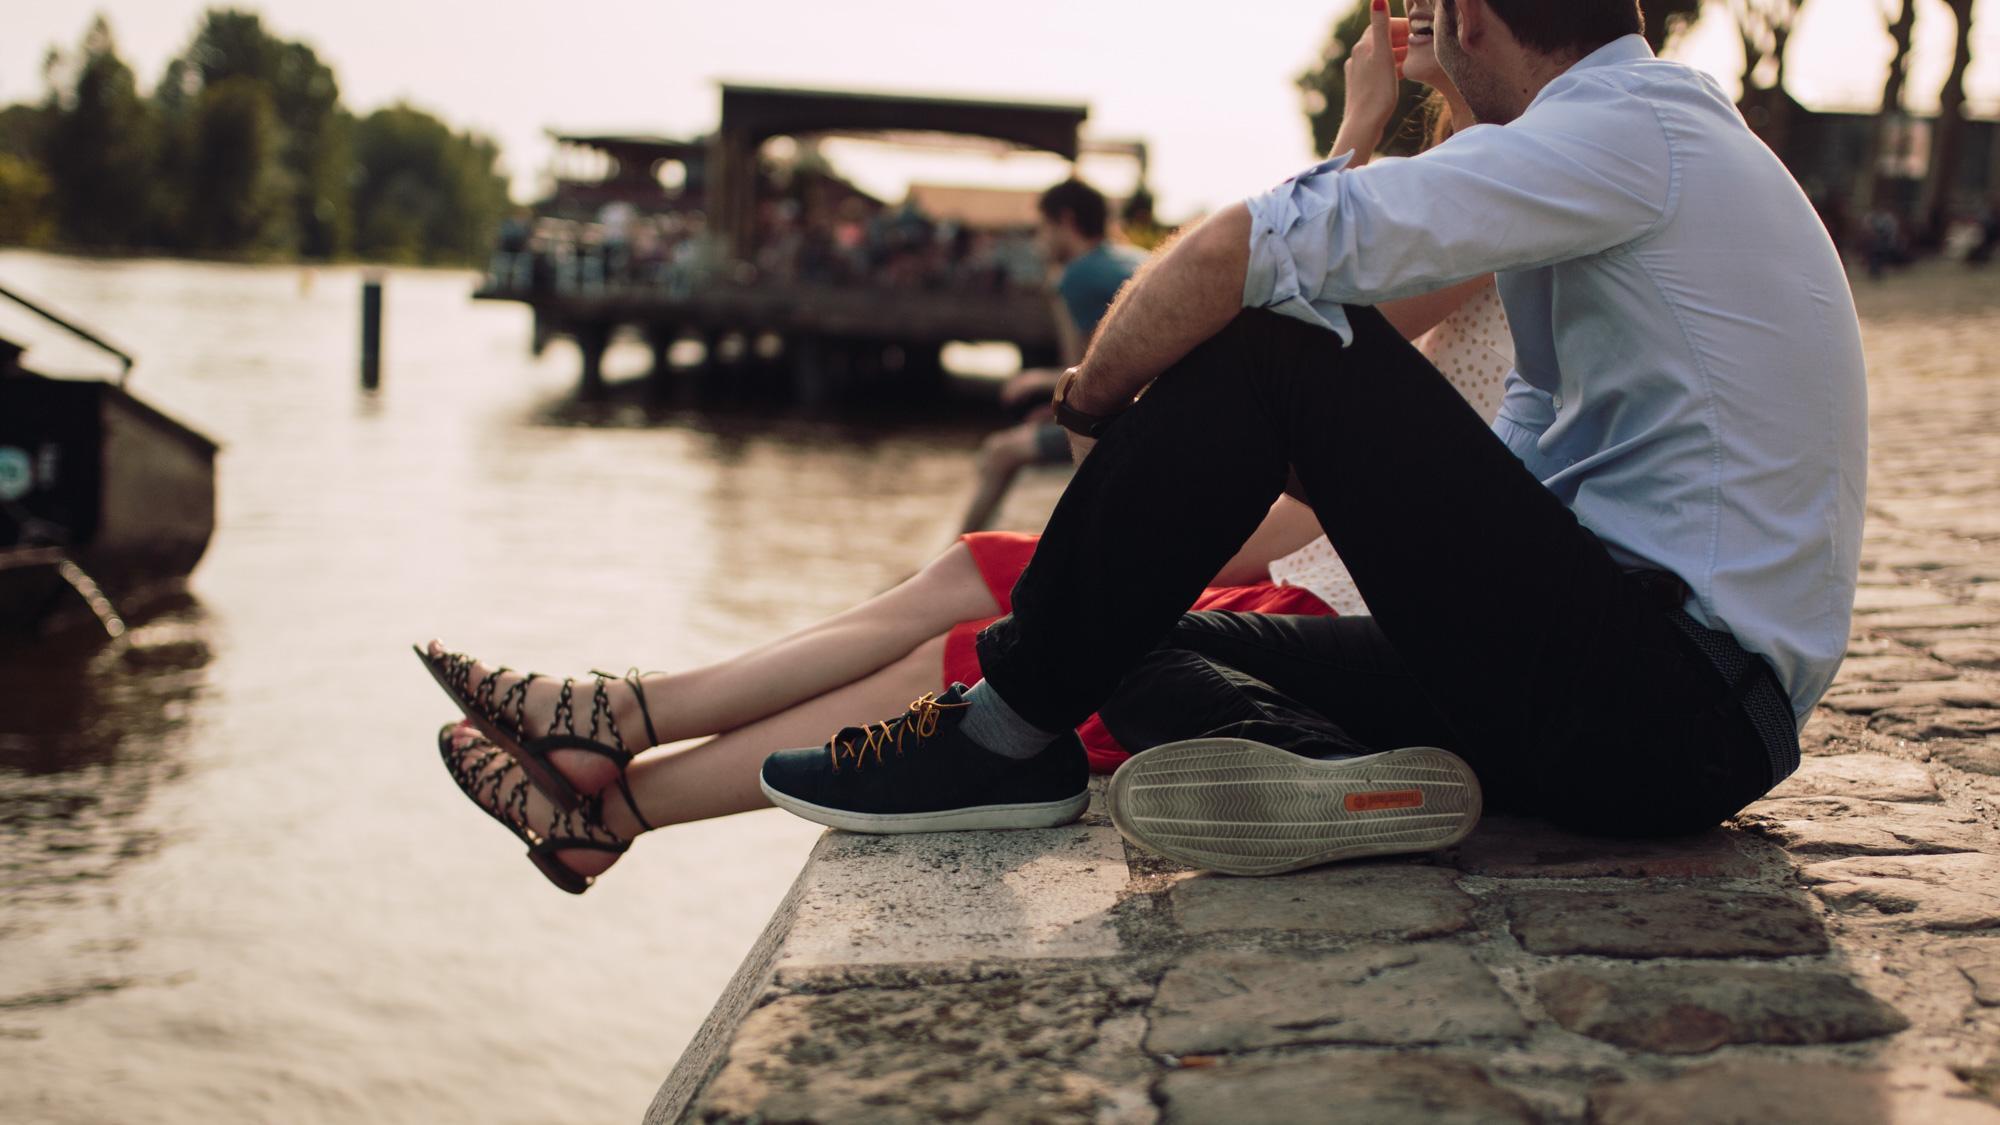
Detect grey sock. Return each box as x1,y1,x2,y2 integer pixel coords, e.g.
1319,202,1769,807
959,680,1063,760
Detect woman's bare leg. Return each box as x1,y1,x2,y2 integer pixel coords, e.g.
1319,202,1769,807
447,636,948,879
425,540,998,781
657,542,994,736
615,634,949,830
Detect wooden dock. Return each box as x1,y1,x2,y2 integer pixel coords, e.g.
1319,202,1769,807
482,83,1155,401
476,275,1061,402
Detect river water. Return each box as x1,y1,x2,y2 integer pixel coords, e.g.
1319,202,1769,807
0,251,1046,1124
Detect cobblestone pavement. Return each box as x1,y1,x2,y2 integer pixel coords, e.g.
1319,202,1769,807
662,263,2000,1125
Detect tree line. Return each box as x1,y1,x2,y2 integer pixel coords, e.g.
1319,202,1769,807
1296,0,1985,244
0,10,511,265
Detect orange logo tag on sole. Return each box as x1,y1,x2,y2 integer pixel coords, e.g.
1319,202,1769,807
1345,789,1425,812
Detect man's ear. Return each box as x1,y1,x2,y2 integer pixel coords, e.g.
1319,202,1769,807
1453,0,1490,47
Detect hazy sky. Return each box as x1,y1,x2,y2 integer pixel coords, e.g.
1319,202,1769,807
7,0,1999,216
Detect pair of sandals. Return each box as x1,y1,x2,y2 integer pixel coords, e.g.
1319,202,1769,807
417,645,660,894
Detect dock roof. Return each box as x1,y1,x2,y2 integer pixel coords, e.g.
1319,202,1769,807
717,83,1089,160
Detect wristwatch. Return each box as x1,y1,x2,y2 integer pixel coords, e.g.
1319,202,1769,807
1051,367,1122,438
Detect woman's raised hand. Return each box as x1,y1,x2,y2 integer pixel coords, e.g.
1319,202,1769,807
1336,0,1409,161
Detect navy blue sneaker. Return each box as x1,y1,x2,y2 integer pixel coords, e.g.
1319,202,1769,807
759,685,1089,833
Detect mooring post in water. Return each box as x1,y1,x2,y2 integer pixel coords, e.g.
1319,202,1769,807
575,321,611,399
360,273,384,390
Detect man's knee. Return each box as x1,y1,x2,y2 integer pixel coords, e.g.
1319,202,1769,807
1097,648,1238,750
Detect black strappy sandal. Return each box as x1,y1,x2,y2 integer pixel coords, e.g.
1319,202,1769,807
414,644,659,812
436,724,656,895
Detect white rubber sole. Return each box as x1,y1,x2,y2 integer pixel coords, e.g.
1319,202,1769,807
758,777,1091,834
1107,740,1482,876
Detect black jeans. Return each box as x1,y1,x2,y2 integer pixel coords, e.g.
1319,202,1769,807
975,308,1780,837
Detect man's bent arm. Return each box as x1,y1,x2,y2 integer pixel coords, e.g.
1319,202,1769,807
1067,204,1251,415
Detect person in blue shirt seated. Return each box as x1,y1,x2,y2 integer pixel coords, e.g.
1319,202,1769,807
958,178,1146,535
748,0,1867,876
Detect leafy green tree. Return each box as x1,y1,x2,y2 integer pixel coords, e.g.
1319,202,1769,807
0,155,54,245
0,103,52,159
351,105,509,264
156,9,350,256
0,103,55,243
42,16,158,249
184,76,292,252
3,9,511,261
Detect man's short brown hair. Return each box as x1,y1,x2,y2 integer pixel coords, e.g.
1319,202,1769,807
1462,0,1645,58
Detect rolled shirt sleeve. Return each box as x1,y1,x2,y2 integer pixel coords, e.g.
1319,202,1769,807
1243,153,1357,343
1242,73,1674,344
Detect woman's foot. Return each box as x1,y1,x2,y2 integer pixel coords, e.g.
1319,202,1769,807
437,721,652,892
419,640,659,805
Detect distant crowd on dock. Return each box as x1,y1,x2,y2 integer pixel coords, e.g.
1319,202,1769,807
484,190,1164,299
488,206,715,297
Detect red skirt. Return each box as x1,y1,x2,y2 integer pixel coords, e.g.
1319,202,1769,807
942,531,1337,774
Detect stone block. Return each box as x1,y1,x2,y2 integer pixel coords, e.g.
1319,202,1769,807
1933,636,2000,670
1146,945,1527,1055
1766,754,1939,802
1799,709,1872,757
1822,680,1996,715
1856,605,1997,633
1798,853,2000,932
1535,964,1908,1054
1504,888,1827,958
1954,946,2000,1007
1847,635,1914,658
1588,1063,2000,1125
1858,542,1989,576
1446,818,1763,879
1872,709,2000,742
1733,796,1988,856
1159,1054,1535,1125
1852,585,1957,612
1169,862,1474,939
1836,654,1961,682
698,968,1150,1124
1935,742,2000,777
774,821,1129,971
1894,626,2000,653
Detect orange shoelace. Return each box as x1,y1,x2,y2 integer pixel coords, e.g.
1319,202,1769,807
828,692,968,773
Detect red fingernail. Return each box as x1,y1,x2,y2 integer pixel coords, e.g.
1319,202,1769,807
1373,0,1387,9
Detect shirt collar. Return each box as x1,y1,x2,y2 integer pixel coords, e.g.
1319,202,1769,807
1524,34,1656,113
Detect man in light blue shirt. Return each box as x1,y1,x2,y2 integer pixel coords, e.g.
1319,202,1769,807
759,0,1867,874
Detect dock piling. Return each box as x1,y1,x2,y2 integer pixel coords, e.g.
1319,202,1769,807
360,275,384,390
576,322,612,399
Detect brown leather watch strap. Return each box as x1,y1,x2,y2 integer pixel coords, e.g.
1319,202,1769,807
1052,367,1122,438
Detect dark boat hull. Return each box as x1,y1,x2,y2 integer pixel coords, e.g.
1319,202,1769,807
0,374,218,630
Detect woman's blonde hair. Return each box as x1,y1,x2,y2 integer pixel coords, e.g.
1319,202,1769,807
1420,90,1456,150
